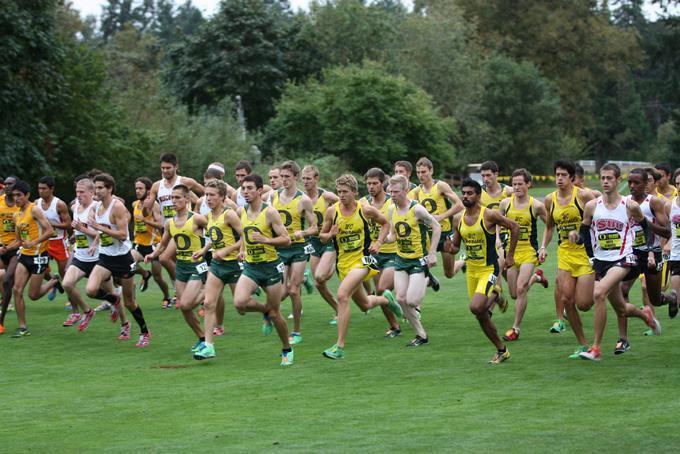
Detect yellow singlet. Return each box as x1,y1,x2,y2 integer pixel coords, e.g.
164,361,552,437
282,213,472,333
458,207,497,269
272,189,305,244
361,195,397,254
551,187,592,276
0,194,20,246
657,186,678,202
333,202,371,268
207,209,239,261
16,203,46,256
241,204,279,263
133,201,159,247
505,195,538,251
311,189,328,239
414,181,452,231
167,213,203,263
392,200,429,259
481,184,509,210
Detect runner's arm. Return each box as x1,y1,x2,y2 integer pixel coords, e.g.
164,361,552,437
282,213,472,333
295,196,317,239
266,207,292,247
435,181,464,221
319,205,337,244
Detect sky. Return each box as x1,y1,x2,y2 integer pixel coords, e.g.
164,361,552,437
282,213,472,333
70,0,676,20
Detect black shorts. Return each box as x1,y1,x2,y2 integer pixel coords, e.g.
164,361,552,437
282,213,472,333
134,244,156,259
72,258,97,277
1,249,17,267
670,261,680,277
593,254,639,281
18,252,49,275
97,252,136,279
627,249,663,278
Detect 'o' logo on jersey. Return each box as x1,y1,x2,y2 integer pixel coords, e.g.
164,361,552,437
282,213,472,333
208,226,225,248
174,233,191,250
395,221,412,238
421,198,437,214
278,210,292,227
314,210,324,228
243,226,262,245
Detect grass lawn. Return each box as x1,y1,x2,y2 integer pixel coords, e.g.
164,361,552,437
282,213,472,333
3,218,680,452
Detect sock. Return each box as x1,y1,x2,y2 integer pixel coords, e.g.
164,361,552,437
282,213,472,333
282,347,292,353
291,331,300,336
130,306,148,334
199,336,205,342
94,290,118,304
205,342,213,348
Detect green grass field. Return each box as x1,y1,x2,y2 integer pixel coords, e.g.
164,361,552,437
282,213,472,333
3,208,680,452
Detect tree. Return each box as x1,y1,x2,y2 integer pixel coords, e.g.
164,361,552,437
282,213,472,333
153,0,204,45
265,63,456,173
101,0,155,41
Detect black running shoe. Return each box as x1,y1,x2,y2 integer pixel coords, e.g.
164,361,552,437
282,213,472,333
384,328,401,338
614,338,630,355
139,270,151,292
54,278,64,294
426,269,440,292
667,290,678,319
406,335,429,347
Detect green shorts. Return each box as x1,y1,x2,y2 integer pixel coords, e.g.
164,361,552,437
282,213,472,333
309,237,334,258
176,260,208,283
394,256,426,275
277,243,310,266
209,259,242,285
375,252,397,269
434,229,452,253
242,260,284,288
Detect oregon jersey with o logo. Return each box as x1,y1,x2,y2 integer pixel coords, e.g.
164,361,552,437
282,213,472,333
241,204,279,263
168,213,203,263
392,200,429,259
459,207,497,268
333,202,371,266
311,189,328,239
414,181,452,231
272,189,306,244
361,195,397,254
481,184,509,210
207,209,239,261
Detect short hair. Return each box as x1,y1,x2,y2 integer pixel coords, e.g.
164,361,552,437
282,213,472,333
655,162,672,177
38,176,55,188
335,174,358,193
172,184,190,196
13,180,31,195
204,162,225,180
645,167,661,182
511,168,532,184
135,177,153,191
242,174,263,189
394,161,413,174
93,173,115,192
600,162,621,179
480,161,499,173
364,167,386,183
205,179,227,198
301,165,319,178
74,173,89,184
76,178,95,192
575,163,585,178
673,168,680,184
628,168,647,181
86,168,104,179
160,153,178,166
553,159,576,178
280,160,301,176
235,160,252,173
389,174,409,191
461,178,482,195
416,157,433,170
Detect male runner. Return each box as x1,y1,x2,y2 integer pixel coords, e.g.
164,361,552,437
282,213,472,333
498,169,547,341
393,160,418,195
232,174,294,366
86,173,151,347
573,163,661,361
0,176,19,330
387,174,440,346
446,178,518,363
480,161,513,210
655,162,678,201
319,174,403,360
269,166,282,191
662,169,680,316
7,180,63,337
540,159,596,357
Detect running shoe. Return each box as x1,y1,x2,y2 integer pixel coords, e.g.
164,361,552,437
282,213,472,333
212,325,225,336
135,331,152,347
385,327,402,338
110,294,121,323
534,268,549,289
489,348,510,364
118,322,130,340
7,303,14,312
666,290,678,319
77,310,95,332
47,287,57,301
12,327,31,338
322,344,345,360
329,316,338,326
0,323,4,335
261,314,273,336
643,329,654,336
642,306,662,335
280,349,294,366
161,298,172,309
494,285,508,313
426,270,440,292
406,335,429,347
191,340,205,354
288,332,302,345
614,338,630,355
568,345,588,359
579,346,601,361
94,302,111,312
194,343,216,360
303,268,314,294
139,270,151,292
287,310,303,320
54,278,64,294
63,313,82,327
503,327,520,342
549,319,565,333
383,289,403,319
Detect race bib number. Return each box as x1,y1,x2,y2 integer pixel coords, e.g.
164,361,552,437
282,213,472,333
238,261,245,271
134,220,147,233
418,257,428,266
75,234,89,249
597,233,622,250
633,229,646,247
162,205,176,219
338,233,362,252
361,255,378,267
518,226,530,242
558,223,578,241
486,273,498,286
466,244,484,260
303,243,315,255
276,262,285,273
195,262,209,274
624,254,638,266
3,218,15,232
100,233,113,247
33,256,49,265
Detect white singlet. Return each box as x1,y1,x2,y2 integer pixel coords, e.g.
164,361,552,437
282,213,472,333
157,175,182,220
36,197,66,240
95,200,132,256
73,200,99,262
627,194,661,252
670,197,680,261
591,196,633,262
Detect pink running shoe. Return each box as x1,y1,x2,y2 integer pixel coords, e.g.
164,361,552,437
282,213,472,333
118,322,130,340
110,295,121,324
213,325,225,336
77,310,95,332
135,331,152,347
534,268,549,289
642,306,662,335
63,313,81,327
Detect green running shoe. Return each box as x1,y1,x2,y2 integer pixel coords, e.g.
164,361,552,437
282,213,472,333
329,317,338,326
11,327,31,338
383,289,403,319
323,344,345,360
549,319,566,333
568,345,588,359
193,343,216,360
303,268,314,294
280,349,294,366
643,329,654,336
288,332,303,345
191,340,205,354
262,315,273,336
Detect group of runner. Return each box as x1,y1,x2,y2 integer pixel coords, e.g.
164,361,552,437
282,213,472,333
0,154,678,365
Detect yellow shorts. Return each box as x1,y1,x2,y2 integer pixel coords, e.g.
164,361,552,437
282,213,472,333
512,247,539,268
466,265,498,300
337,259,379,281
557,248,593,277
661,261,670,291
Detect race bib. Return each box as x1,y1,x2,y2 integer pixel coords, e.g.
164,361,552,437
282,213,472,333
633,229,646,248
597,232,622,250
33,256,49,265
338,233,362,252
75,234,89,249
276,262,285,273
195,262,209,274
361,255,378,266
3,218,15,232
100,233,113,247
303,243,315,255
162,205,176,219
134,220,147,233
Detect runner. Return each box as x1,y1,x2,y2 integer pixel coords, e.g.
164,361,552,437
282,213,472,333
480,161,513,210
393,160,418,195
445,178,519,364
387,174,441,346
573,163,661,361
661,168,680,317
498,169,547,341
0,176,20,331
319,174,403,360
268,166,282,192
86,173,151,347
655,162,678,201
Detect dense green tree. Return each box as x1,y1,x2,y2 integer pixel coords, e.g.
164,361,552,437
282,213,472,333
153,0,204,45
101,0,155,41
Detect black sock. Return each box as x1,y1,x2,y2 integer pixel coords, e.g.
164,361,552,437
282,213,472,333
199,336,205,342
94,289,118,304
282,347,292,353
131,306,148,334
